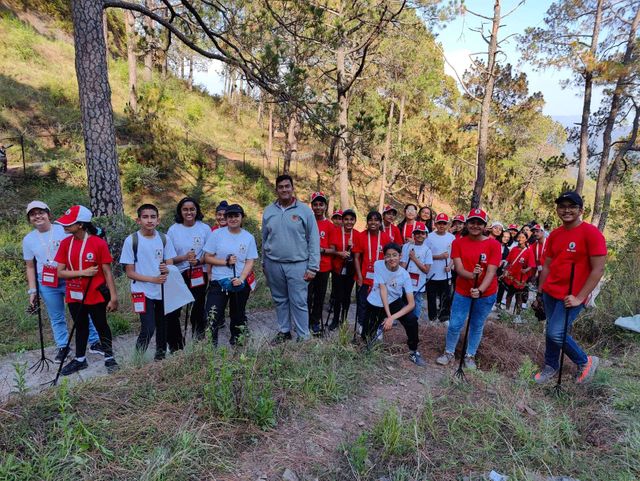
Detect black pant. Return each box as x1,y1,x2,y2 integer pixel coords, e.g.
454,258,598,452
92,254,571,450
165,271,209,344
355,284,370,326
362,298,419,351
136,298,168,359
497,280,507,306
426,279,452,321
332,273,355,325
205,281,251,343
68,302,114,358
307,270,330,326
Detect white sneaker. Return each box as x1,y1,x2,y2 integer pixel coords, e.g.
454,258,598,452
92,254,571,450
513,315,525,324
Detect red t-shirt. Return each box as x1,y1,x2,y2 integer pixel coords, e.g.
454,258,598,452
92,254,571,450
399,222,415,243
329,227,359,273
542,222,607,301
54,234,113,305
451,236,501,296
317,218,335,273
211,225,221,232
529,239,547,267
352,230,392,285
382,223,402,244
503,246,534,286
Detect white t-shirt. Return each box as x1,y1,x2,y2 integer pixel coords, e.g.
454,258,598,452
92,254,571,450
400,242,433,292
167,221,211,272
22,224,68,279
203,228,259,281
367,260,413,307
426,232,455,281
119,231,177,300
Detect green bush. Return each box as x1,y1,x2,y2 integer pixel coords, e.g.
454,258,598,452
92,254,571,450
122,162,162,194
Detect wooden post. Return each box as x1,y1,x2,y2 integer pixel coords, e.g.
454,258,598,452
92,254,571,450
20,135,26,175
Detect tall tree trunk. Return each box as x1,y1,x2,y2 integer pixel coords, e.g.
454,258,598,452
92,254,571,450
143,0,153,81
125,10,137,114
283,113,299,174
576,0,603,195
267,103,273,166
598,105,640,231
102,10,109,56
336,45,350,209
187,55,193,91
470,0,500,209
72,0,123,216
397,94,405,144
378,100,395,212
591,6,640,227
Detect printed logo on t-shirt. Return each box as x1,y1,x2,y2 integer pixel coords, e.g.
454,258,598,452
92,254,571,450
53,240,60,248
193,236,202,246
389,277,399,289
480,253,487,262
291,215,300,222
320,231,326,238
567,241,577,253
155,248,163,260
86,252,95,261
239,244,247,255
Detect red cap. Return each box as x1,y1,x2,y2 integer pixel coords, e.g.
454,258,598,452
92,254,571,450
331,210,343,218
508,224,519,231
55,205,93,226
531,224,542,231
311,192,327,203
412,221,428,233
466,208,488,223
382,204,397,214
435,213,449,223
453,214,466,223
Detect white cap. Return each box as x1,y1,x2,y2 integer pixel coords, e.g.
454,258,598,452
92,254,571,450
26,200,50,214
490,221,504,229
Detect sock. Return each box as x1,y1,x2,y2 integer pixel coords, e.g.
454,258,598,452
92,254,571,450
76,356,86,362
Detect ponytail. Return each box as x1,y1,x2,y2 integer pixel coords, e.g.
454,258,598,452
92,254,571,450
80,221,99,236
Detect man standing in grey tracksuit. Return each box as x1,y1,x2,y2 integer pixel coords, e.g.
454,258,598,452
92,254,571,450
262,174,320,342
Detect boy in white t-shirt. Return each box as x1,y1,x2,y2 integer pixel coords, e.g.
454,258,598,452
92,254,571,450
425,213,456,322
120,204,177,360
400,222,433,320
364,243,426,366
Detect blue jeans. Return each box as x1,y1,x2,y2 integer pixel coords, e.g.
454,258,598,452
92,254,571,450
38,280,100,348
542,293,588,370
413,291,424,319
445,292,496,357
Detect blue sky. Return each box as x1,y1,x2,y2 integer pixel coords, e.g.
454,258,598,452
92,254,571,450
194,0,600,119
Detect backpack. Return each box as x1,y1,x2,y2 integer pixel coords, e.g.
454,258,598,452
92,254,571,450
129,232,167,283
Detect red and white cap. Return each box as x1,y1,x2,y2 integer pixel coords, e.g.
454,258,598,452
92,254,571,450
508,224,519,231
531,223,542,231
310,192,327,203
55,205,93,226
331,209,344,218
382,204,398,214
466,208,488,223
453,214,466,223
412,222,428,233
435,213,449,223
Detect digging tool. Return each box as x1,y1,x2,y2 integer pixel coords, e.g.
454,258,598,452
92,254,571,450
454,255,482,381
29,258,53,373
183,263,193,343
553,263,575,396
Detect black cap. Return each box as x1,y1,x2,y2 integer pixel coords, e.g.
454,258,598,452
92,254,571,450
554,191,583,207
224,204,244,216
342,208,357,219
216,200,229,213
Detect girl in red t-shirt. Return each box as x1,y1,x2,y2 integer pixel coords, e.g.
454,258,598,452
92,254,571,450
397,204,418,243
328,209,359,330
501,231,534,318
54,205,119,376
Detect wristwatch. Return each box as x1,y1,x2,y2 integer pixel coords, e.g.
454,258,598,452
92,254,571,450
27,288,37,295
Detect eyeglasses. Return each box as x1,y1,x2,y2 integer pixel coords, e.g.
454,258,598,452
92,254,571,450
556,204,580,211
384,253,400,259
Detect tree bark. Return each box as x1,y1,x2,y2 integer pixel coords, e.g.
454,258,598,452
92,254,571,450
125,10,137,113
103,10,109,56
283,113,299,174
470,0,500,209
267,103,273,167
397,94,405,144
72,0,124,216
378,99,395,212
576,0,603,195
143,0,153,81
336,45,350,210
187,55,193,91
591,5,640,227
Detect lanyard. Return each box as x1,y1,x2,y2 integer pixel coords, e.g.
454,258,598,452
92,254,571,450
534,238,546,264
36,228,55,262
68,233,89,271
342,227,353,250
511,246,527,266
402,222,413,240
367,232,380,266
383,223,395,241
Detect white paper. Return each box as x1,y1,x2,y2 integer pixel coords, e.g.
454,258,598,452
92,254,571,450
163,265,195,315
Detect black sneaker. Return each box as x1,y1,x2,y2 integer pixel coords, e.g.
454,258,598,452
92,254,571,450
61,358,88,376
105,358,119,373
54,347,70,364
89,341,105,356
328,320,340,331
271,331,292,345
311,323,321,335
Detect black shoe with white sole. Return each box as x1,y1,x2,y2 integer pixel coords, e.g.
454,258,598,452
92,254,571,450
61,358,88,376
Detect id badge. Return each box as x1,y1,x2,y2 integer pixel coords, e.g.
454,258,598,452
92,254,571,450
365,271,375,280
409,272,419,287
68,278,84,301
341,266,347,275
190,266,205,287
41,264,59,287
132,292,147,313
246,271,257,291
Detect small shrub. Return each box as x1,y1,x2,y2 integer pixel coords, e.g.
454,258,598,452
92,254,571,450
341,432,369,476
122,162,162,194
255,178,272,208
372,406,416,458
